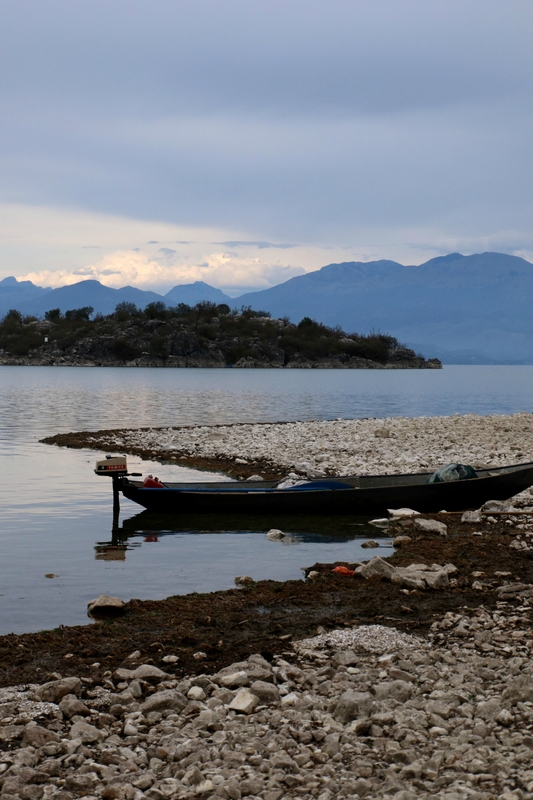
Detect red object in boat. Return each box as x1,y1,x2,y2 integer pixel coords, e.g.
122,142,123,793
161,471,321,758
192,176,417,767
332,565,354,577
142,476,165,488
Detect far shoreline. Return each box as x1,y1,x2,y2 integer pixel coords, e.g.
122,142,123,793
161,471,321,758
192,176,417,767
0,358,441,369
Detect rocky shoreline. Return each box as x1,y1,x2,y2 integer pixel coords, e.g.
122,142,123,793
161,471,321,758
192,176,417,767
3,414,531,797
2,510,533,799
42,412,533,481
0,354,440,369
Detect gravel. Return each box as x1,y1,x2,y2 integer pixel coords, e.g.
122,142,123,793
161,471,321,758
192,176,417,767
294,625,424,655
80,411,533,477
2,601,533,799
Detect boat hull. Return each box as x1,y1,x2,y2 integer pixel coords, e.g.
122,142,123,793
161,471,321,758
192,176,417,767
119,462,533,515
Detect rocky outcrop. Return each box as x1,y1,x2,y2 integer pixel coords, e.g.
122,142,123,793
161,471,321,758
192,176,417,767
0,310,441,368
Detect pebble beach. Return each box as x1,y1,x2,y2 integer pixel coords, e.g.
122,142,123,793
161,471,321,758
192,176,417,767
2,597,533,800
44,412,533,479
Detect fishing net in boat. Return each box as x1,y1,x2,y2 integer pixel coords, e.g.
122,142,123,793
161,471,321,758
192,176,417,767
427,463,478,484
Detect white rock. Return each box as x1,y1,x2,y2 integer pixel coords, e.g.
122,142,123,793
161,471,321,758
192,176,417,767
281,692,300,706
391,572,426,590
193,651,207,660
131,664,167,682
355,556,395,580
306,467,326,478
220,671,249,688
228,688,259,714
442,563,458,575
124,720,138,736
196,780,214,794
369,518,390,528
422,570,449,589
392,535,412,547
414,518,448,536
234,575,254,586
461,509,482,523
266,529,285,540
187,685,206,701
388,508,421,518
87,594,126,617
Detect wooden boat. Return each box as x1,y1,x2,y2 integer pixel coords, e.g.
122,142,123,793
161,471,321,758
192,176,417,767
96,458,533,515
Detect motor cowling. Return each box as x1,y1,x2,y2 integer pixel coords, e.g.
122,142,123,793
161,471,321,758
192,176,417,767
95,456,128,476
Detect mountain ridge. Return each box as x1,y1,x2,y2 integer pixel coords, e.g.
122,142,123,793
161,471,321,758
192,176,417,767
236,251,533,364
1,251,532,363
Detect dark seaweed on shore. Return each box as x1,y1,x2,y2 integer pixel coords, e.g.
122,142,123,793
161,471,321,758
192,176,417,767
1,525,531,689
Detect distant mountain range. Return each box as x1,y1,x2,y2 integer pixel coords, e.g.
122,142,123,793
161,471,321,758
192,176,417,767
238,252,533,365
0,278,232,319
1,252,532,363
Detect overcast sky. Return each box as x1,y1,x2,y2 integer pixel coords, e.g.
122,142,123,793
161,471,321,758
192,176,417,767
1,0,532,294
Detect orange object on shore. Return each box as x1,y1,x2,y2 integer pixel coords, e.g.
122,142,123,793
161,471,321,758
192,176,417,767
332,565,354,576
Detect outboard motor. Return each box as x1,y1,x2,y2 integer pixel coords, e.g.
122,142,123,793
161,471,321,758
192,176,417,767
94,455,140,526
94,455,128,476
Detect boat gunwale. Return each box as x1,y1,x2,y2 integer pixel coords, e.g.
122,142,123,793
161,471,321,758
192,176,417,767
122,461,533,495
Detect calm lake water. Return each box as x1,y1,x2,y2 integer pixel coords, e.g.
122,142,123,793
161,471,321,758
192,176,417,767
1,365,533,635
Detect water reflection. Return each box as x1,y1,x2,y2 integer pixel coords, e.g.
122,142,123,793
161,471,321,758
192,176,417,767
94,509,388,561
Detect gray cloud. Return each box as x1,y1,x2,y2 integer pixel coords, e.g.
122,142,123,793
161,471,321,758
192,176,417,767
0,0,532,257
216,242,299,250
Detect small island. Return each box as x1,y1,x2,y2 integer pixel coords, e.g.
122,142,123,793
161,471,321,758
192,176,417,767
0,301,441,369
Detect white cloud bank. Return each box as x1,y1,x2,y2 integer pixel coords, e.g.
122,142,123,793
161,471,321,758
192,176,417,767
0,203,310,294
21,249,305,293
4,205,533,298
